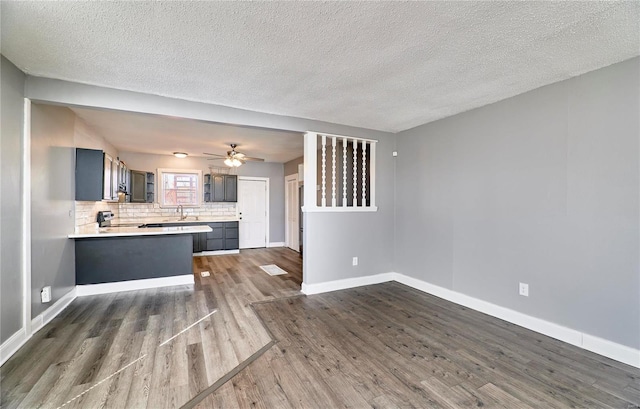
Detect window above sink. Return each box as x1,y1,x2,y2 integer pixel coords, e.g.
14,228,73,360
158,168,203,208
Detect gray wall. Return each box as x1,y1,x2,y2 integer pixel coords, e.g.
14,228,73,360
284,155,303,177
1,56,25,343
118,152,287,243
395,57,640,349
304,132,396,285
30,104,76,318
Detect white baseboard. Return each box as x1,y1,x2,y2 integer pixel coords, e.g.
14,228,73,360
581,333,640,368
301,272,394,295
31,287,77,334
76,274,194,296
2,287,77,367
193,249,240,256
301,271,639,368
267,242,285,248
0,328,27,367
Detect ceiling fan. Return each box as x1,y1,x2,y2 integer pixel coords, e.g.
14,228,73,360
203,144,264,167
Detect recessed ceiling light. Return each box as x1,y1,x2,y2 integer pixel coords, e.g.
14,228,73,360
173,152,188,158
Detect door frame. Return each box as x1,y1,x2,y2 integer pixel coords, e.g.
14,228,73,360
237,176,270,248
22,98,32,339
284,174,299,251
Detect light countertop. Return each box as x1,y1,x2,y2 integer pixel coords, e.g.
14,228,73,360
69,224,213,239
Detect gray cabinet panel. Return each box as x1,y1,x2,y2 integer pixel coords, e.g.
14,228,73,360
206,239,224,251
206,225,223,239
75,148,103,201
130,170,147,202
224,238,239,250
225,227,238,239
75,235,192,284
224,175,237,202
212,175,225,202
130,170,154,203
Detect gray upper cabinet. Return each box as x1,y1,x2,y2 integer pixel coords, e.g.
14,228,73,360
76,148,103,201
205,173,237,202
129,170,154,203
130,170,147,203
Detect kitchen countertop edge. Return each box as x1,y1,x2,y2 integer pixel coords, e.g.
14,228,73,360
69,225,213,239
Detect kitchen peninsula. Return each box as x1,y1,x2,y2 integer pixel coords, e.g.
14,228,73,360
69,224,212,291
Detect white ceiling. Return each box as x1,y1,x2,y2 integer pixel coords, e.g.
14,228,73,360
69,107,304,163
2,2,639,133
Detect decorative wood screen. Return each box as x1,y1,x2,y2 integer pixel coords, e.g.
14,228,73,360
303,132,377,212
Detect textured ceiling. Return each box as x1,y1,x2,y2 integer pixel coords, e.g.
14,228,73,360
69,107,303,163
2,2,639,132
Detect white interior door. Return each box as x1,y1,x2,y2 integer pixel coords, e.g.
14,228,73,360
285,175,299,251
238,178,267,249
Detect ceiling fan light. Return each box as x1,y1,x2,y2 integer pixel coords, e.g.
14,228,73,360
224,158,234,167
173,152,188,158
232,158,243,167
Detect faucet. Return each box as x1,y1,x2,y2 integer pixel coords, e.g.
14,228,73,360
177,205,186,220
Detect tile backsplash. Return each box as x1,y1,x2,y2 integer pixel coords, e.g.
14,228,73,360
117,202,237,223
75,201,119,227
74,201,237,227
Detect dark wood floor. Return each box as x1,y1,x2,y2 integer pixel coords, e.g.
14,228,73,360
2,247,639,408
203,284,640,408
0,248,301,409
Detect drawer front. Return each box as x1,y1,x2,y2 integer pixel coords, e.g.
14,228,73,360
206,225,224,239
224,222,238,228
225,228,238,239
206,239,224,251
224,238,239,250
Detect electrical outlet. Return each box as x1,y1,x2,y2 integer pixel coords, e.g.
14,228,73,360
41,286,52,303
519,283,529,297
200,271,210,277
392,151,398,157
352,257,358,266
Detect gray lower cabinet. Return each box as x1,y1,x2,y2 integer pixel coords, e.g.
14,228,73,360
223,222,239,250
159,221,239,252
202,221,238,251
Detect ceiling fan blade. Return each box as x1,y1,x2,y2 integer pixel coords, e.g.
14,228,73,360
243,156,265,162
203,152,226,157
207,158,225,161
